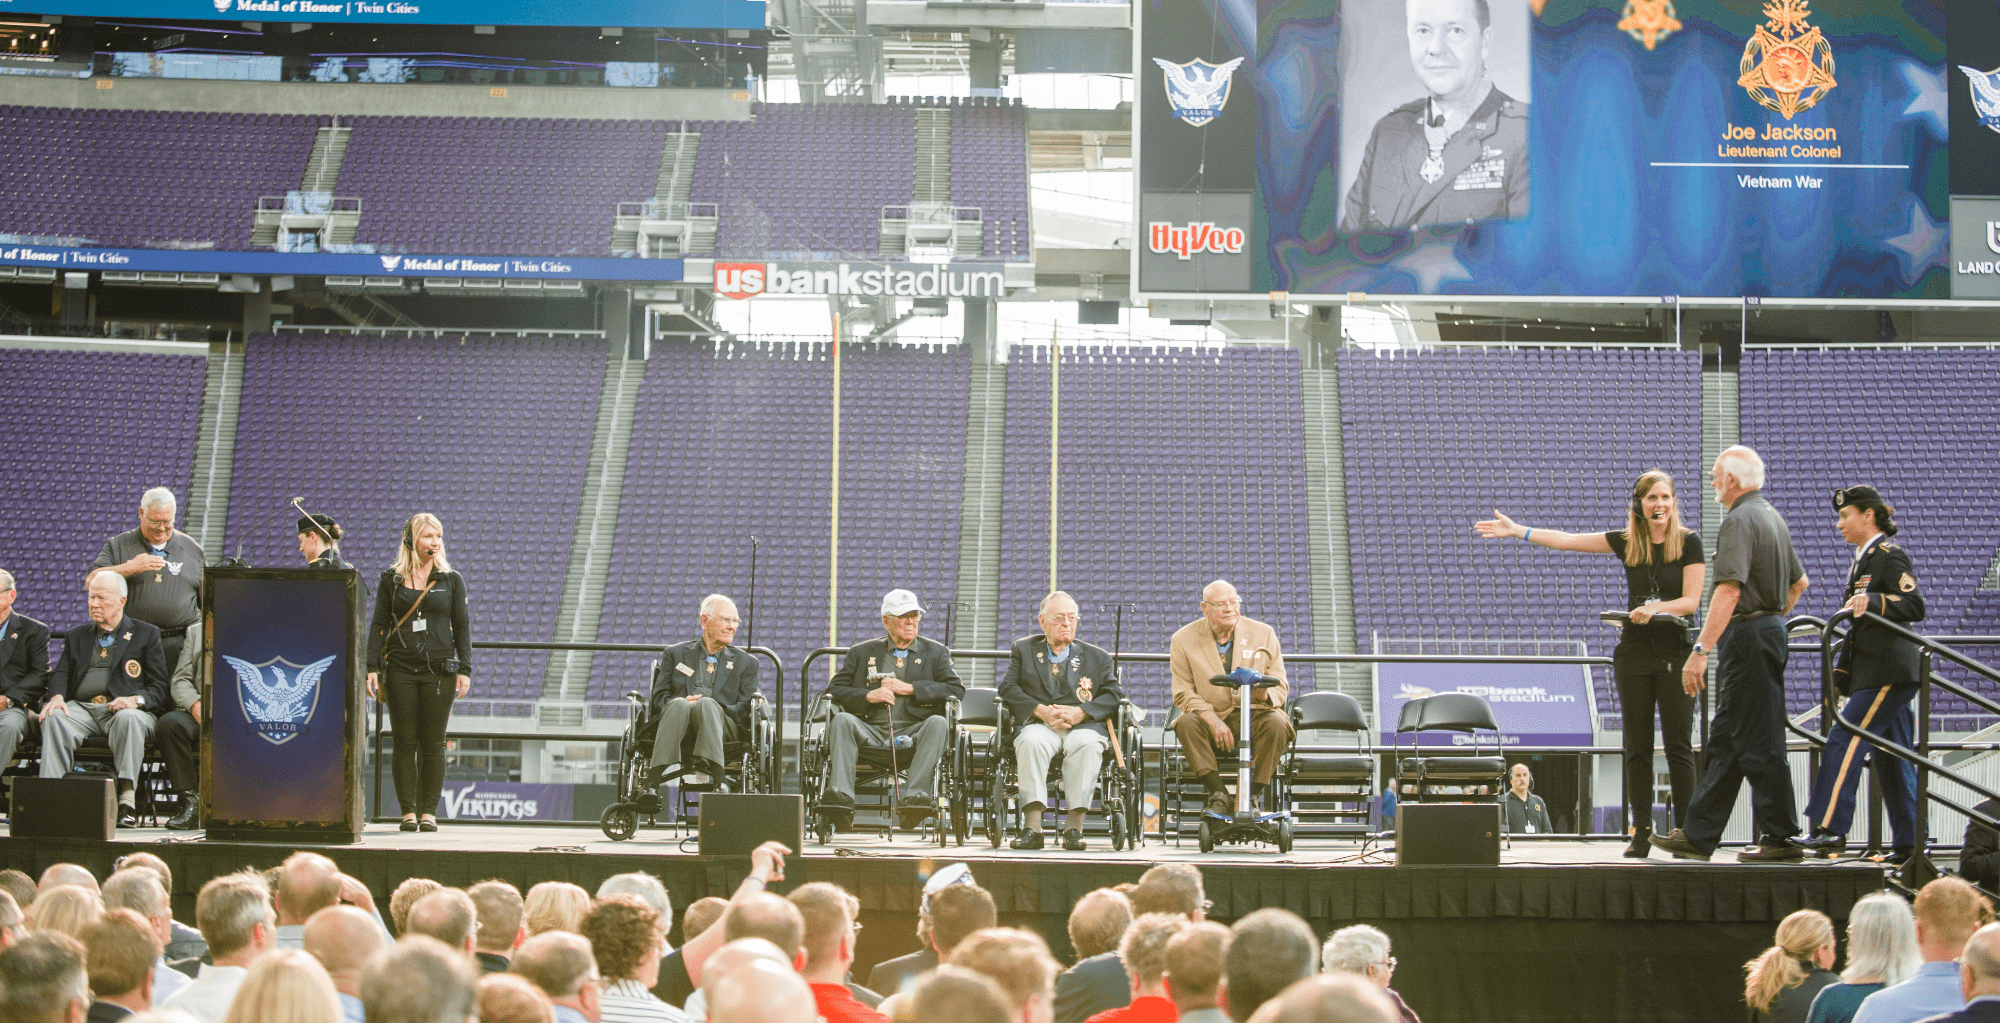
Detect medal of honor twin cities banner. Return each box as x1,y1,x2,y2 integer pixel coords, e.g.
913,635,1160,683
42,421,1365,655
1135,0,1968,300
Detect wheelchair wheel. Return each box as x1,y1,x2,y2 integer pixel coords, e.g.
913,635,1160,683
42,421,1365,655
1197,818,1214,854
600,805,639,842
985,769,1005,848
1276,818,1294,854
1109,811,1127,851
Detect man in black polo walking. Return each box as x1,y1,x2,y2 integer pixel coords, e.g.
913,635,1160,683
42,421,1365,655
1652,445,1809,862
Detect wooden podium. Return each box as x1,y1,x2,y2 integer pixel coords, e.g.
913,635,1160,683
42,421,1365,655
199,567,365,843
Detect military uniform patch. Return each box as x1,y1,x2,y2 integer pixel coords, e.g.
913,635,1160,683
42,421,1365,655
124,659,141,678
1901,573,1917,592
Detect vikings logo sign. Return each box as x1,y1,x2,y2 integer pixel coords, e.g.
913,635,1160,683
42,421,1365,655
224,655,335,745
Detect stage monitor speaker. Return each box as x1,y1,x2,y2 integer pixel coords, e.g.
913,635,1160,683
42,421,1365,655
1396,802,1500,866
699,793,805,858
9,777,115,841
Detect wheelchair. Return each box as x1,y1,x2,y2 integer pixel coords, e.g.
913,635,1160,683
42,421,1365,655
1156,674,1295,853
1276,691,1377,838
978,688,1145,851
598,659,777,842
797,689,964,846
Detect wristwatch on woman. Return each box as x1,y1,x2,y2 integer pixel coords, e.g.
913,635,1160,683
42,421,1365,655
1691,643,1707,656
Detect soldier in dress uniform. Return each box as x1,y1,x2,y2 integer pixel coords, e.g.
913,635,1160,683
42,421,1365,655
298,514,353,570
0,569,51,783
37,571,170,827
997,591,1123,851
824,589,964,828
646,594,759,792
1794,486,1926,861
1341,0,1529,233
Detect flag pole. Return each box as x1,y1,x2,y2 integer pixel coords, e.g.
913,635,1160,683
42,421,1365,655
1049,323,1059,594
829,313,842,652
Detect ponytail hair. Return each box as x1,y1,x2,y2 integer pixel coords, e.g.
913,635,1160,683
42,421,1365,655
1745,909,1834,1013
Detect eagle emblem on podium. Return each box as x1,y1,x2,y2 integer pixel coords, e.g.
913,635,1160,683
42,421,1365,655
1961,65,2000,132
224,655,335,745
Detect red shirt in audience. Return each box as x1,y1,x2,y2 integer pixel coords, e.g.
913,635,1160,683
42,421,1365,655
811,982,889,1023
1086,994,1179,1023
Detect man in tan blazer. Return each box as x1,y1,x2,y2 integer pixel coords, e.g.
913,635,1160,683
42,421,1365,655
1169,580,1294,815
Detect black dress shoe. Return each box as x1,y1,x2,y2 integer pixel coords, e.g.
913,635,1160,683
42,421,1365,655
1624,831,1652,858
419,819,438,832
897,793,937,827
1791,830,1846,854
400,818,419,832
1063,828,1087,852
1738,843,1805,862
117,807,139,828
1009,829,1045,850
165,803,201,831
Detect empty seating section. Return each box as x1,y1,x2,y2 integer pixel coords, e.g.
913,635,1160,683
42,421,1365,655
1337,348,1705,727
949,102,1030,261
0,348,206,625
590,342,970,708
692,104,916,259
994,346,1318,711
222,333,608,711
341,115,666,256
1741,349,2000,721
0,107,320,249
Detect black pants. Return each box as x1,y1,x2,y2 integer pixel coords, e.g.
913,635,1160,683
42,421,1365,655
1615,658,1697,833
156,710,199,793
1684,616,1798,852
385,666,456,817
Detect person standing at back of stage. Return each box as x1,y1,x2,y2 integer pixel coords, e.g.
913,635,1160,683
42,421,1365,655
1476,468,1705,857
1650,446,1808,863
366,513,471,834
1746,909,1838,1023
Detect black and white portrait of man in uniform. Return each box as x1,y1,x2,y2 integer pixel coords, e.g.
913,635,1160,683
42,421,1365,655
1340,0,1531,234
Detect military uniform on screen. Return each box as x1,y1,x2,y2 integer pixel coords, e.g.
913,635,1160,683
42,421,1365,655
1342,86,1529,234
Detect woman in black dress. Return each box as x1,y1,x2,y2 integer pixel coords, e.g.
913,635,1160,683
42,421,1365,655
1476,468,1705,857
366,512,471,832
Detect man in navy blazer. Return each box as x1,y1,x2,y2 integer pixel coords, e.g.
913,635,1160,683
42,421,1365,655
38,572,169,827
646,594,760,789
997,591,1123,851
1924,922,2000,1022
0,569,51,779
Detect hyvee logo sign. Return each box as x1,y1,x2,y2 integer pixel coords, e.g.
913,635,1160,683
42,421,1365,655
1148,222,1245,260
714,262,1006,300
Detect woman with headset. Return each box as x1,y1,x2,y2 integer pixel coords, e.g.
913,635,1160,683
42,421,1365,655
366,512,472,832
1475,469,1705,858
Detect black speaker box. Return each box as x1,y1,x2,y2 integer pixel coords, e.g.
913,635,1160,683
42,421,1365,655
10,776,115,841
699,793,805,858
1396,802,1501,865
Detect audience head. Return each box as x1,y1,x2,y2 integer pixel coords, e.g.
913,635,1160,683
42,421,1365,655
1916,877,1995,961
476,972,555,1023
1164,922,1231,1012
1320,925,1396,989
1224,909,1319,1023
594,873,670,921
1249,974,1399,1023
112,853,173,895
790,882,861,978
1843,892,1921,988
103,868,172,945
0,931,89,1023
276,853,343,927
39,863,99,893
708,958,815,1023
950,928,1061,1023
196,871,276,962
409,889,479,954
222,948,343,1023
1068,889,1133,961
581,894,665,986
721,891,805,960
522,883,590,938
509,931,599,1018
1129,864,1206,920
365,935,481,1023
469,881,526,956
28,885,104,939
1118,914,1190,995
928,882,998,957
682,896,729,942
699,937,791,1005
82,907,160,1007
304,905,389,996
1744,909,1835,1014
0,890,23,948
911,966,1015,1023
391,878,447,936
1963,922,2000,1002
0,868,36,912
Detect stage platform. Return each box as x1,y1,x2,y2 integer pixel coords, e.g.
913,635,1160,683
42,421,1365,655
0,823,1892,1022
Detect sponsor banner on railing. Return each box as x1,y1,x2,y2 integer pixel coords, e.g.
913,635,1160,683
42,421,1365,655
0,244,685,282
436,782,574,822
0,0,763,29
1375,661,1596,748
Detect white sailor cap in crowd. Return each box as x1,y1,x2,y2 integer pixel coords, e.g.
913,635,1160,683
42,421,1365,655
922,862,975,912
881,589,925,617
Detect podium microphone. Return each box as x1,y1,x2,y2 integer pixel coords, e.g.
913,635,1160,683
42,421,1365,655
217,496,305,568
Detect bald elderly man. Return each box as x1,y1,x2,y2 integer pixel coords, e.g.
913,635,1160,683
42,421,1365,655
304,905,386,1023
1169,581,1293,815
998,591,1123,851
647,594,761,792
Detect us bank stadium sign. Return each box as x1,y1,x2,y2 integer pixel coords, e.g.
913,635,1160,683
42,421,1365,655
0,244,685,283
0,0,763,28
711,261,1008,300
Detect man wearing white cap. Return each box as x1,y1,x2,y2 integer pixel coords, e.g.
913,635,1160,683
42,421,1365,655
824,589,964,828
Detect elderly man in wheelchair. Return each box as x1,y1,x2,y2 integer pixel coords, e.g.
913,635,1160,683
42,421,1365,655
644,593,760,794
996,591,1124,851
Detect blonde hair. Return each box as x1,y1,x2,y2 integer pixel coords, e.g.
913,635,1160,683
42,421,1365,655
949,928,1060,1015
1744,909,1834,1013
523,882,591,937
1916,876,1996,951
1624,469,1691,568
26,884,103,939
222,949,342,1023
391,512,453,580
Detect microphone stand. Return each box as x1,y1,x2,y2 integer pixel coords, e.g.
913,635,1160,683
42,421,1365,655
217,496,305,568
745,535,758,652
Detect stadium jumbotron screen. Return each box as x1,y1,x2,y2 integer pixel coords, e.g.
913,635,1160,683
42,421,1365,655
1134,0,1986,301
